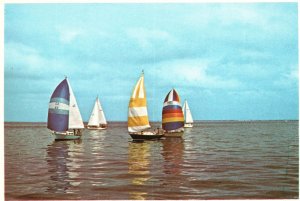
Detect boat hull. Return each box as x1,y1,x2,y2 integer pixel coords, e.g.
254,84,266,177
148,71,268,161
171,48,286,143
52,131,82,140
184,123,193,128
129,133,164,140
54,133,81,140
87,126,107,130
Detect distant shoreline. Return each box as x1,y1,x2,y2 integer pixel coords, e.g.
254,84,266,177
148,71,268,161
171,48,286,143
3,120,299,124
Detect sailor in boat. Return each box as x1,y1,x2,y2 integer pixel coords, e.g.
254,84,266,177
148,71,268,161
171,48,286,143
154,128,161,135
72,129,82,136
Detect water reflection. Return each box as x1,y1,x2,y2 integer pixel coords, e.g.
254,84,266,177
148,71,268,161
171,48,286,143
88,130,106,153
128,141,151,200
46,140,82,194
161,137,184,175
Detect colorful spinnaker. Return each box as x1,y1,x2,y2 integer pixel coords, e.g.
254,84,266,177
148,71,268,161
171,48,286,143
162,89,184,137
47,77,84,140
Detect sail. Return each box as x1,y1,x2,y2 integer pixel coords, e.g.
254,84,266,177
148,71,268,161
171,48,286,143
128,73,151,133
47,79,70,132
162,89,184,131
185,101,194,123
97,99,107,125
183,100,193,124
88,98,100,126
66,79,84,129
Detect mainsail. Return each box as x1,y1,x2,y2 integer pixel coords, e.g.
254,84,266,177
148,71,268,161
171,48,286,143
162,89,184,131
128,73,151,133
88,97,107,127
183,100,193,124
88,97,100,127
97,99,107,125
66,79,84,129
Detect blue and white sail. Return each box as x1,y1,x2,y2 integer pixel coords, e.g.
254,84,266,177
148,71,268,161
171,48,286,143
47,78,84,132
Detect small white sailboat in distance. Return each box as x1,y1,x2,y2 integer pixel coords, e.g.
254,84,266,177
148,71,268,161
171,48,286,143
182,100,194,128
87,96,107,130
47,77,84,140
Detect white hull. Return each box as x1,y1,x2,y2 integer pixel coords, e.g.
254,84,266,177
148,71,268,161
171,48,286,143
87,126,107,130
52,130,82,140
184,123,193,128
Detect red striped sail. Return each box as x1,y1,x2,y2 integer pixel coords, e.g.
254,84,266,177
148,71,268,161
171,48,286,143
162,89,184,131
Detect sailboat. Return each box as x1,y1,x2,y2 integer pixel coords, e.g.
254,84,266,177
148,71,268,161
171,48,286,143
162,89,184,137
87,96,107,130
128,71,163,140
47,77,84,140
182,100,194,128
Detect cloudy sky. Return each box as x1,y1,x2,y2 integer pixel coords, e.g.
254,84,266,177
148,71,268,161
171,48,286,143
4,3,298,122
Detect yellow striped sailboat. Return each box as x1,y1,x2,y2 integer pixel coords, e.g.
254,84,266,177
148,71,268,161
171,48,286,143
128,71,163,140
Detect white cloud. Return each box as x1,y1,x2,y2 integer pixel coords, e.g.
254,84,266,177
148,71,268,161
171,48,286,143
184,4,268,29
57,27,83,44
273,67,298,88
218,5,268,27
126,27,177,50
5,42,45,70
150,59,241,89
4,42,75,79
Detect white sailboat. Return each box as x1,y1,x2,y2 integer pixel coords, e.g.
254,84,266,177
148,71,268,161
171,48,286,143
47,77,84,140
87,96,107,130
182,100,194,128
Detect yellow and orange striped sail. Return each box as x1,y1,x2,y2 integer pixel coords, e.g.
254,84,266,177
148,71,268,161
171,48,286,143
128,72,151,133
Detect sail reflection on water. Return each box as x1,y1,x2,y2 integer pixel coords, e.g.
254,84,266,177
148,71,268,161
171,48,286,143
46,140,82,194
89,130,106,153
128,141,151,200
161,137,184,175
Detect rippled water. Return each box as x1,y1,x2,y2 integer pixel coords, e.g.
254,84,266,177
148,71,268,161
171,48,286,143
5,121,298,199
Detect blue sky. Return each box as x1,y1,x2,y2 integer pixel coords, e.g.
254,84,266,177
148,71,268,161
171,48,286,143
4,3,298,122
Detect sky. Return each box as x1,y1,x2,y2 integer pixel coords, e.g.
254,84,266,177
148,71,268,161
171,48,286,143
4,3,299,122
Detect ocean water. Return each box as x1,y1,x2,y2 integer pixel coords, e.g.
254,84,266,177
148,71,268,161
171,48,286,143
5,121,298,200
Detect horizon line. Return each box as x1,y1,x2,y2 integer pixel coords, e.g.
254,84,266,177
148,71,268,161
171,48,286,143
3,119,299,123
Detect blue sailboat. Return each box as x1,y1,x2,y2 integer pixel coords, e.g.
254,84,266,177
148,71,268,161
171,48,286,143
47,77,84,140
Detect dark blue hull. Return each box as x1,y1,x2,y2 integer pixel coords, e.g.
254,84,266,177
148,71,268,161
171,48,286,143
129,133,164,140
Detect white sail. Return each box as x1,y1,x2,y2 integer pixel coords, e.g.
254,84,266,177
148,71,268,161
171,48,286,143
97,99,107,125
67,79,84,129
88,98,100,126
183,100,193,124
